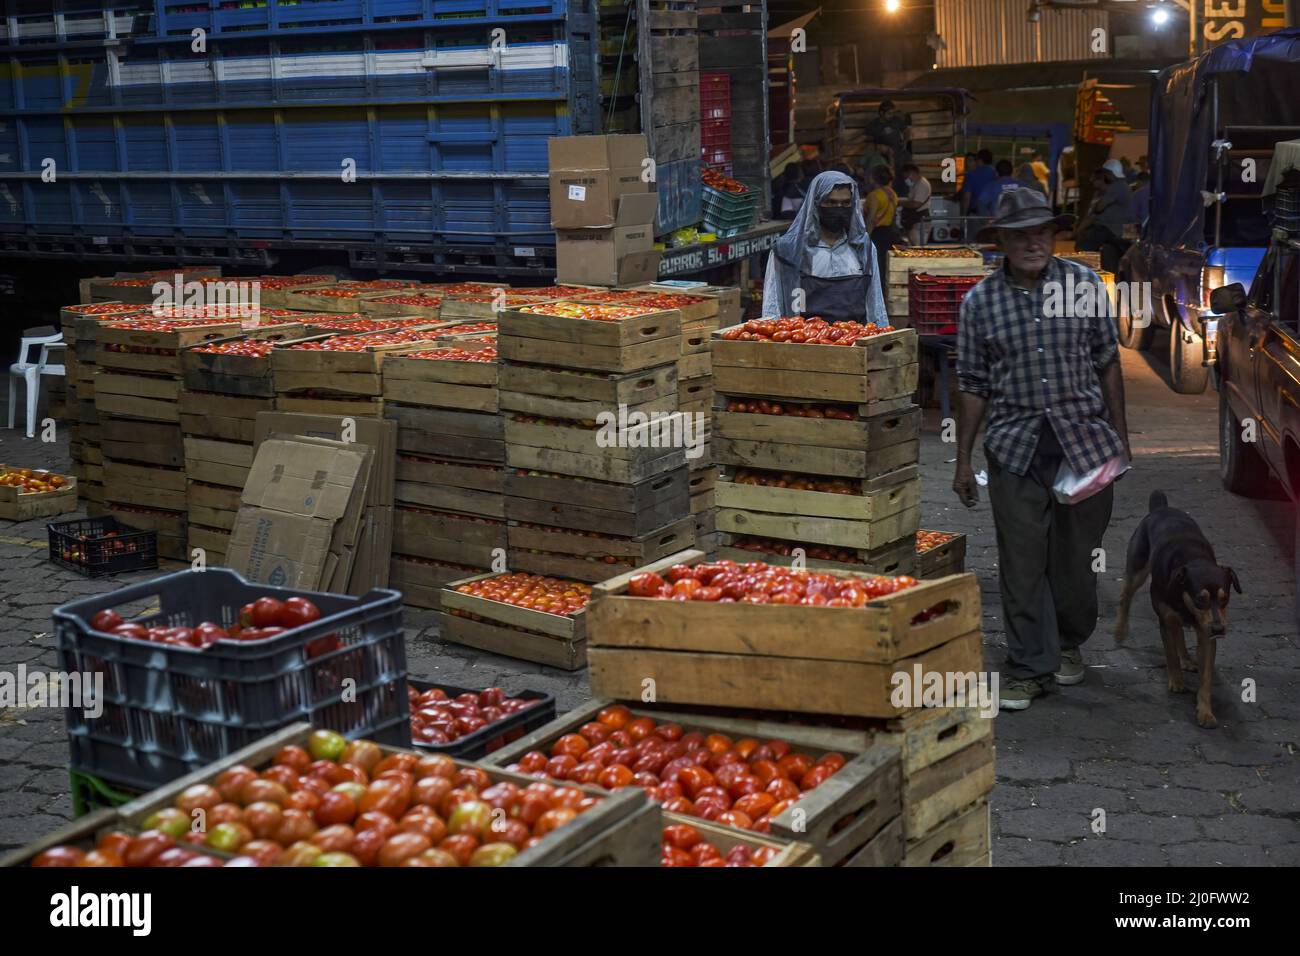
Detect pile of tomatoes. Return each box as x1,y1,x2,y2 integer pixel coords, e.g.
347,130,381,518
727,535,865,564
724,399,858,420
518,302,658,321
454,572,592,618
891,248,981,259
288,330,435,351
625,561,916,605
432,283,499,294
144,731,597,866
87,595,339,654
58,528,138,565
702,169,748,193
32,831,239,868
191,339,276,357
0,468,67,494
436,322,496,335
246,274,334,289
720,316,894,344
301,316,401,332
103,317,237,333
916,530,957,553
662,823,778,867
448,293,542,305
314,287,391,298
66,303,143,315
731,468,860,496
518,285,589,297
408,684,540,746
504,704,844,833
405,346,497,363
371,293,443,307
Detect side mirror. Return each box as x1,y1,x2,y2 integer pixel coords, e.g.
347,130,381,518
1210,282,1247,314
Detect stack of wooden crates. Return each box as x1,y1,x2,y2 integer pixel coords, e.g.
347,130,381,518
884,247,987,326
711,326,923,575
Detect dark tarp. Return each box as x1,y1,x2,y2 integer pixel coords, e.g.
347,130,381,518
1149,29,1300,250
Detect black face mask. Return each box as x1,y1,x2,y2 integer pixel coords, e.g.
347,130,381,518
820,207,852,235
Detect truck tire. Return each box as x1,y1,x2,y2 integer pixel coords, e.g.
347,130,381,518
1219,388,1272,496
1169,315,1209,394
1117,283,1153,350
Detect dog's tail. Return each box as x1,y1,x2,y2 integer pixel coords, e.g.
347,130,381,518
1149,490,1168,512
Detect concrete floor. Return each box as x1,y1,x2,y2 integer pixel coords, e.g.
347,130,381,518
0,332,1297,863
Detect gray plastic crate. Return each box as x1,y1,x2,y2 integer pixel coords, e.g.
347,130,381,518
54,568,410,792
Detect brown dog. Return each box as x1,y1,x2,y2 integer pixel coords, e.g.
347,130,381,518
1114,491,1241,728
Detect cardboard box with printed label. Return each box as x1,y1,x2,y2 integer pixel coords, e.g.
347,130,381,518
548,134,652,229
254,411,396,508
556,193,663,287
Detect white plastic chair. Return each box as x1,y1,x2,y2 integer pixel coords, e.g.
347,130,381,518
8,328,66,438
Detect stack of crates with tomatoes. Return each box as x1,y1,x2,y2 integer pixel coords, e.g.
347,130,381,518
381,333,507,610
276,278,425,314
711,317,924,575
907,273,984,335
495,297,697,597
93,309,251,561
60,302,147,514
178,320,311,565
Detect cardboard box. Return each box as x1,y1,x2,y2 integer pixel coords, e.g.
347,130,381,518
226,437,370,590
254,411,396,507
556,193,662,287
548,134,652,229
548,134,649,172
549,168,652,229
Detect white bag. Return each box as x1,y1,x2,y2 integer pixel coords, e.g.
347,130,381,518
1052,451,1130,504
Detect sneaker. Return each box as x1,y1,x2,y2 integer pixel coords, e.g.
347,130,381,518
999,676,1047,711
1055,647,1085,686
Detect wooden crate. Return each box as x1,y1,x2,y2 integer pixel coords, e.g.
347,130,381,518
396,478,504,519
679,376,713,411
716,466,919,532
677,351,710,380
505,417,690,484
382,351,498,412
277,287,403,313
498,306,682,374
0,809,126,867
917,531,968,579
507,514,695,583
664,814,821,866
179,391,274,443
394,506,506,566
183,437,253,488
390,555,486,609
485,698,901,866
712,326,916,381
499,361,677,416
902,798,990,867
180,327,306,398
438,574,589,671
100,418,185,468
713,397,918,450
713,434,919,481
358,292,444,319
187,523,232,563
440,292,561,320
386,403,504,462
114,722,660,866
106,502,187,538
505,467,690,537
0,466,77,520
96,321,243,375
904,735,994,837
274,395,386,418
586,550,982,717
716,504,918,551
396,454,504,494
102,460,187,511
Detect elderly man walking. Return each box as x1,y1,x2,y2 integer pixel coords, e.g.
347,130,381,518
763,170,889,324
953,189,1131,711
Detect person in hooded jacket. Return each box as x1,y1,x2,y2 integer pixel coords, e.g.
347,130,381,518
761,170,888,324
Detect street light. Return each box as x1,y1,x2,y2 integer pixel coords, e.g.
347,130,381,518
885,0,900,12
1151,4,1170,25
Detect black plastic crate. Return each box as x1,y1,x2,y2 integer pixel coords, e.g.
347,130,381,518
48,516,158,577
54,567,410,792
408,679,555,761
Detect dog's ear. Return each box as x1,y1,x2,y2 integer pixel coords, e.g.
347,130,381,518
1226,567,1242,594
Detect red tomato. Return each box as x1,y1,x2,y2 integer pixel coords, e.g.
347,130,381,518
577,722,611,744
596,704,631,729
625,716,656,741
766,777,801,802
281,596,322,629
718,810,755,830
90,609,123,632
627,572,666,597
552,733,590,758
251,596,284,627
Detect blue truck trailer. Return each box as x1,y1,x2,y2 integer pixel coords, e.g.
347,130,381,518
0,0,758,284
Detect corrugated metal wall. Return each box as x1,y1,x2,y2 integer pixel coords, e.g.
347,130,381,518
934,0,1110,69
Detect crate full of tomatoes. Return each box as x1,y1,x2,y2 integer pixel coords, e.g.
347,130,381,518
0,465,76,521
48,515,157,577
407,680,556,759
585,549,982,718
438,571,591,671
106,722,660,867
916,529,967,579
52,568,410,792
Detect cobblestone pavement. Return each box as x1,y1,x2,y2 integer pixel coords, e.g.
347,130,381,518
1,339,1297,861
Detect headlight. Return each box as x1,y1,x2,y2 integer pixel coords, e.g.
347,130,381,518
1201,264,1226,310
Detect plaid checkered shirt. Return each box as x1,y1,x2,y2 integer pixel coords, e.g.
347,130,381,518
957,256,1124,476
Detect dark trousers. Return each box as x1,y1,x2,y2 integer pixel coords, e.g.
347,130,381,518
986,429,1115,680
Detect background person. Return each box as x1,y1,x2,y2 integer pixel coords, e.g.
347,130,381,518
954,189,1129,711
762,170,888,324
864,165,901,279
1076,159,1136,271
976,160,1019,218
899,163,932,247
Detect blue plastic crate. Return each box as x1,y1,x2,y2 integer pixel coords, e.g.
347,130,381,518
54,567,410,792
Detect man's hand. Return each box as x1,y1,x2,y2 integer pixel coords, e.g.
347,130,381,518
953,462,979,507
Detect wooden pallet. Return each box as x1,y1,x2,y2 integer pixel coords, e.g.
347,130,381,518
113,722,660,866
485,698,901,866
586,550,982,717
505,467,690,537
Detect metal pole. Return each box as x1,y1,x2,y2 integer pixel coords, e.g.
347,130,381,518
1189,0,1197,59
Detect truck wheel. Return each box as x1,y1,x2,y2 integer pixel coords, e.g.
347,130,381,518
1219,388,1272,496
1169,317,1208,394
1116,281,1153,351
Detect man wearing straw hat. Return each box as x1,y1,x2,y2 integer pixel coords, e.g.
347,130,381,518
953,188,1131,712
